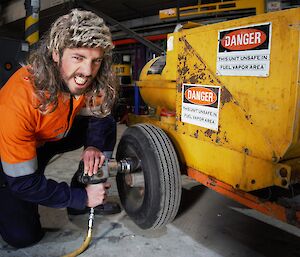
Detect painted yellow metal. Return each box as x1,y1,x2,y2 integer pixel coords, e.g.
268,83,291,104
138,57,177,112
159,0,265,20
25,14,39,47
132,8,300,191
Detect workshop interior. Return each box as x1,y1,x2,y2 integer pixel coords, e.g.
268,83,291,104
1,0,300,256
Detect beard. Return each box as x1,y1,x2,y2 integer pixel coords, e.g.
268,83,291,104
58,64,93,95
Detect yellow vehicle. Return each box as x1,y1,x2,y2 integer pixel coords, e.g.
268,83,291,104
115,8,300,229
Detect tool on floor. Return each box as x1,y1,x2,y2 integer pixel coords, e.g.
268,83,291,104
62,157,140,257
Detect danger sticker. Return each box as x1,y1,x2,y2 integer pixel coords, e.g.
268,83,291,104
221,28,267,51
182,84,220,131
185,87,218,105
217,23,272,77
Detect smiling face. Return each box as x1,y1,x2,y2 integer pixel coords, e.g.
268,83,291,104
52,47,104,95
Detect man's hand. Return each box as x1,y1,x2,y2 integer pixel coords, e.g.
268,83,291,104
81,146,105,176
85,182,111,207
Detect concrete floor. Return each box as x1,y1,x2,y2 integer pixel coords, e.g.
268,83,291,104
0,124,300,257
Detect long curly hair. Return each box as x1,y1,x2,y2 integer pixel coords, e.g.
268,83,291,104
27,9,116,116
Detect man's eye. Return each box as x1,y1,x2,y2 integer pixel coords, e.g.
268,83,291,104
94,59,103,64
73,56,82,61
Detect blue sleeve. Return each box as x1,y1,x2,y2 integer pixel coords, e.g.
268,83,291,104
85,114,117,151
3,172,87,210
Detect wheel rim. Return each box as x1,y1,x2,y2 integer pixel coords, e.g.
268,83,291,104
117,145,145,212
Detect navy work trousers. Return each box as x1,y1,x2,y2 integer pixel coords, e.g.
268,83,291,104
0,115,116,248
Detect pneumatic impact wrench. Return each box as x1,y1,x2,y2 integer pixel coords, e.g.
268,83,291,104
77,157,140,185
62,157,140,257
78,157,140,239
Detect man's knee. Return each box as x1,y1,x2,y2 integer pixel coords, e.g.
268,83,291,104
1,227,44,248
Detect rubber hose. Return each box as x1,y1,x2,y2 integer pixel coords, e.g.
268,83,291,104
61,208,94,257
61,228,92,257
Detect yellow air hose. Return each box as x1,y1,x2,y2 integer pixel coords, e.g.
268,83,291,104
62,207,95,257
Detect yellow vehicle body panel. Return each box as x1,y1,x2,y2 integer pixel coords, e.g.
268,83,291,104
134,8,300,191
138,58,177,112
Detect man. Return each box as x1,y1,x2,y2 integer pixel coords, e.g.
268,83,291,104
0,9,120,248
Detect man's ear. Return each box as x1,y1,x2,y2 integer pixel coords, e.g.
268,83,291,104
52,50,59,63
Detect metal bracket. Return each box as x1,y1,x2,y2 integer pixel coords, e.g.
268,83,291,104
274,163,292,188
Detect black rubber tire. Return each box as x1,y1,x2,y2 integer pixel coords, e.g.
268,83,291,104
116,123,181,229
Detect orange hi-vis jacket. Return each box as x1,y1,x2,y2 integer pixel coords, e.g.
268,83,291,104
0,67,85,177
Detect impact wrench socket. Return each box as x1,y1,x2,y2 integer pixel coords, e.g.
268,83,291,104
77,158,140,185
